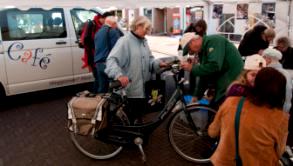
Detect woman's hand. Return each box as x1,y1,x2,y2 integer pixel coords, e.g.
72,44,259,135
117,76,129,87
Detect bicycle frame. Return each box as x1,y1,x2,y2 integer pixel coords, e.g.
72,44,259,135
95,68,190,146
69,60,220,162
91,62,214,162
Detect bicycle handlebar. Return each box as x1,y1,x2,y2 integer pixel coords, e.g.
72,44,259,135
109,79,133,90
109,80,122,89
158,59,181,74
109,59,181,90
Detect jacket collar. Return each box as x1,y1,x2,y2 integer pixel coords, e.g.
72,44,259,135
130,31,146,41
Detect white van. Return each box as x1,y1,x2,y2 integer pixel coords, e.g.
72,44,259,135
0,7,101,97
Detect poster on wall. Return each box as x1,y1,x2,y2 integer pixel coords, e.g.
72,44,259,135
237,4,248,19
186,7,204,26
212,4,223,19
194,8,204,21
144,8,152,22
172,13,181,34
261,3,275,27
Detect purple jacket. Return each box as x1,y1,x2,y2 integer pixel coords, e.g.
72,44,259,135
226,84,250,97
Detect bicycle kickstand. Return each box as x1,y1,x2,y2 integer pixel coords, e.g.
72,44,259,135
134,137,146,162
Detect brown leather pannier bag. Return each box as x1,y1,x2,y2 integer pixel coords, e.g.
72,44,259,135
67,91,109,136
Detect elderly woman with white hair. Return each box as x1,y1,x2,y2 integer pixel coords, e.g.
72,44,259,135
105,16,166,124
262,48,292,112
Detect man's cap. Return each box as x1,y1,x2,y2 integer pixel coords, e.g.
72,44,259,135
263,48,282,60
244,54,266,70
101,11,114,18
180,32,199,55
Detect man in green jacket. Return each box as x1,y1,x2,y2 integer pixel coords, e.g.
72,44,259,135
180,33,243,108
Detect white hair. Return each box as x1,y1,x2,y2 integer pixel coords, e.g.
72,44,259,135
130,16,151,31
105,16,117,27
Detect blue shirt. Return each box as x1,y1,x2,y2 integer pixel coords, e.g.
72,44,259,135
94,25,121,63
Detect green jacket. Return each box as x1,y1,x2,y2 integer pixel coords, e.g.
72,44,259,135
191,35,243,103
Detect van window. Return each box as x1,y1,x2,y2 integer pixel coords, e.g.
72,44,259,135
0,8,66,41
70,9,97,39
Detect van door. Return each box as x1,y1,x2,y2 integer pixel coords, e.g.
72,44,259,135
69,8,99,84
0,8,73,95
0,26,8,96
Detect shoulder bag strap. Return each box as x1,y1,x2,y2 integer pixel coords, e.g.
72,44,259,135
235,96,245,166
106,26,112,51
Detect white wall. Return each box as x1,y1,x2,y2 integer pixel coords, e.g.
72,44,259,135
289,0,293,46
207,3,222,34
274,1,289,41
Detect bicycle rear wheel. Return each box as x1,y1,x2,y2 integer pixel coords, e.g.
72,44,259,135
168,104,217,163
70,109,129,159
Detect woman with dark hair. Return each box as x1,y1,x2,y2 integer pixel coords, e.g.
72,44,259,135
208,67,289,165
250,67,286,108
184,19,207,37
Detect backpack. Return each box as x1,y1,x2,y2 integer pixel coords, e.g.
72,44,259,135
81,19,97,69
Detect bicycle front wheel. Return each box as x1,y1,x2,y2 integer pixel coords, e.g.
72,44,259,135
168,104,217,163
70,109,129,159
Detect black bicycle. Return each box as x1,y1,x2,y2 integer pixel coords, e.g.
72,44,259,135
280,145,293,166
69,60,218,163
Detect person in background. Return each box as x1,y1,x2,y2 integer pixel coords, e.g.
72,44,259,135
184,19,207,37
238,25,275,57
105,16,166,124
275,36,293,69
209,67,289,166
180,33,243,109
226,54,266,97
81,11,113,93
94,16,123,93
262,48,292,112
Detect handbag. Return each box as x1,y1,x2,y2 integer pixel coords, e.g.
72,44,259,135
235,97,245,166
145,74,165,112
